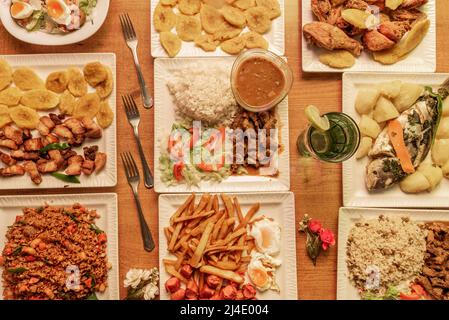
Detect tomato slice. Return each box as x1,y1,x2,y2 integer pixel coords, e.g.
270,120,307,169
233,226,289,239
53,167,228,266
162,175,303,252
173,162,184,181
399,292,421,300
197,155,225,172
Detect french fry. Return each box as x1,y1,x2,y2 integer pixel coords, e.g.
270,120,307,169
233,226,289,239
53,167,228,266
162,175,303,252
200,265,244,283
213,195,219,213
190,222,214,267
221,194,234,218
226,217,236,227
170,194,195,224
175,247,188,270
165,263,189,284
174,233,191,252
168,222,183,252
209,256,239,270
163,258,176,265
233,196,244,223
164,227,172,243
205,195,215,212
236,203,260,230
174,210,214,223
218,222,228,240
211,214,226,242
193,194,211,215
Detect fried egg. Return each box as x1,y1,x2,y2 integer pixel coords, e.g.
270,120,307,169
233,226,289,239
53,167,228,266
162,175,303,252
247,252,281,292
249,217,281,256
10,1,34,20
46,0,72,26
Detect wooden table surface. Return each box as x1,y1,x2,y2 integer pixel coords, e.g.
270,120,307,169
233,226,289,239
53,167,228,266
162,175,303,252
0,0,448,300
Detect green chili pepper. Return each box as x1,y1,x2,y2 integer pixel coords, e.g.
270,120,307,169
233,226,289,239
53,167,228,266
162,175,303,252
89,224,104,235
39,143,70,155
51,173,80,184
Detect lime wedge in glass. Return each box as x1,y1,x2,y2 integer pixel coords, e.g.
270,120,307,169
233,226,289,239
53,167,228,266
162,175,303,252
305,105,330,132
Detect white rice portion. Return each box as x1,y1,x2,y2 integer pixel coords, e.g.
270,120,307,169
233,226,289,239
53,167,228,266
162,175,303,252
346,215,427,293
167,62,238,126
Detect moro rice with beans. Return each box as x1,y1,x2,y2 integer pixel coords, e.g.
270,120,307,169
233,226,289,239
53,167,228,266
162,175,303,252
0,204,109,300
346,215,427,294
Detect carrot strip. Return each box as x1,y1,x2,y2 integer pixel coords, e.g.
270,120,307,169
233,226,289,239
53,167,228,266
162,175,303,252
387,119,415,174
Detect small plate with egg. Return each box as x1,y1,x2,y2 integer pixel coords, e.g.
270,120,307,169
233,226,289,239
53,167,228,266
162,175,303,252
0,0,110,46
158,192,298,300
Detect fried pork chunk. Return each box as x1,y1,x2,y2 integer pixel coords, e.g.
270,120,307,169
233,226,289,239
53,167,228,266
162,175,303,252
416,223,449,300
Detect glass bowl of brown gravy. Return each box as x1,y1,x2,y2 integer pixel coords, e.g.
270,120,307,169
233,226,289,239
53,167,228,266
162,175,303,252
231,49,293,112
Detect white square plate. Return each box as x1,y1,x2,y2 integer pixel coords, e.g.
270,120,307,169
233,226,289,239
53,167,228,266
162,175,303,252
0,53,117,190
337,207,449,300
0,193,119,300
342,72,449,208
150,0,285,57
153,57,290,193
158,192,297,300
301,0,436,73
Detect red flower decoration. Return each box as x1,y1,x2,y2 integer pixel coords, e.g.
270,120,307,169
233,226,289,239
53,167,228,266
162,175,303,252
308,219,322,234
319,228,336,251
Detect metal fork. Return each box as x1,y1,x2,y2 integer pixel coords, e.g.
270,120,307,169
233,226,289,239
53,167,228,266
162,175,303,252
121,152,155,252
123,94,154,189
120,13,153,109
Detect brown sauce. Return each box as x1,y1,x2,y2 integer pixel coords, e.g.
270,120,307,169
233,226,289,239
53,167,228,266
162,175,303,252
235,57,285,107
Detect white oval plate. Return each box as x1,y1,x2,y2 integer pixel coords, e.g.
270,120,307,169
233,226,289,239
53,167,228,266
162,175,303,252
0,0,110,46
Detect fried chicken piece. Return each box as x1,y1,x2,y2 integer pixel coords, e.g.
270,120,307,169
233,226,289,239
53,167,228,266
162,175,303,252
41,134,59,147
62,149,77,160
37,161,58,173
65,155,83,176
64,118,86,135
0,165,25,177
23,161,42,185
81,160,95,175
81,117,102,139
3,125,23,145
311,0,342,25
362,28,395,51
23,138,43,152
37,116,56,136
390,8,427,24
303,22,363,56
94,152,107,173
0,151,17,166
48,150,64,168
345,0,369,10
378,21,411,42
0,139,18,150
9,150,39,161
400,0,428,9
52,125,74,144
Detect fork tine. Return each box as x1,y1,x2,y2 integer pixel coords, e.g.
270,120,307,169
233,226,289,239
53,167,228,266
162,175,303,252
121,153,130,178
129,95,140,117
124,152,135,177
125,13,136,39
119,15,129,40
124,95,133,116
128,152,140,177
122,95,130,116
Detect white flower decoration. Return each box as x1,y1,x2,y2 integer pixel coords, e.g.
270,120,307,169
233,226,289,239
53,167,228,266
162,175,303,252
124,269,144,289
143,283,159,300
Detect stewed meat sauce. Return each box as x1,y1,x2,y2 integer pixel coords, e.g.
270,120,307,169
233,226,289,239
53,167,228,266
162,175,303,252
235,57,285,107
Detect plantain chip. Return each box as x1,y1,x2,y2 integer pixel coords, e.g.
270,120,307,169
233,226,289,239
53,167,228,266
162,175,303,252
96,101,114,128
9,105,39,129
12,67,44,91
21,89,60,110
46,70,68,93
67,68,88,97
0,87,22,106
73,93,101,119
0,59,13,91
